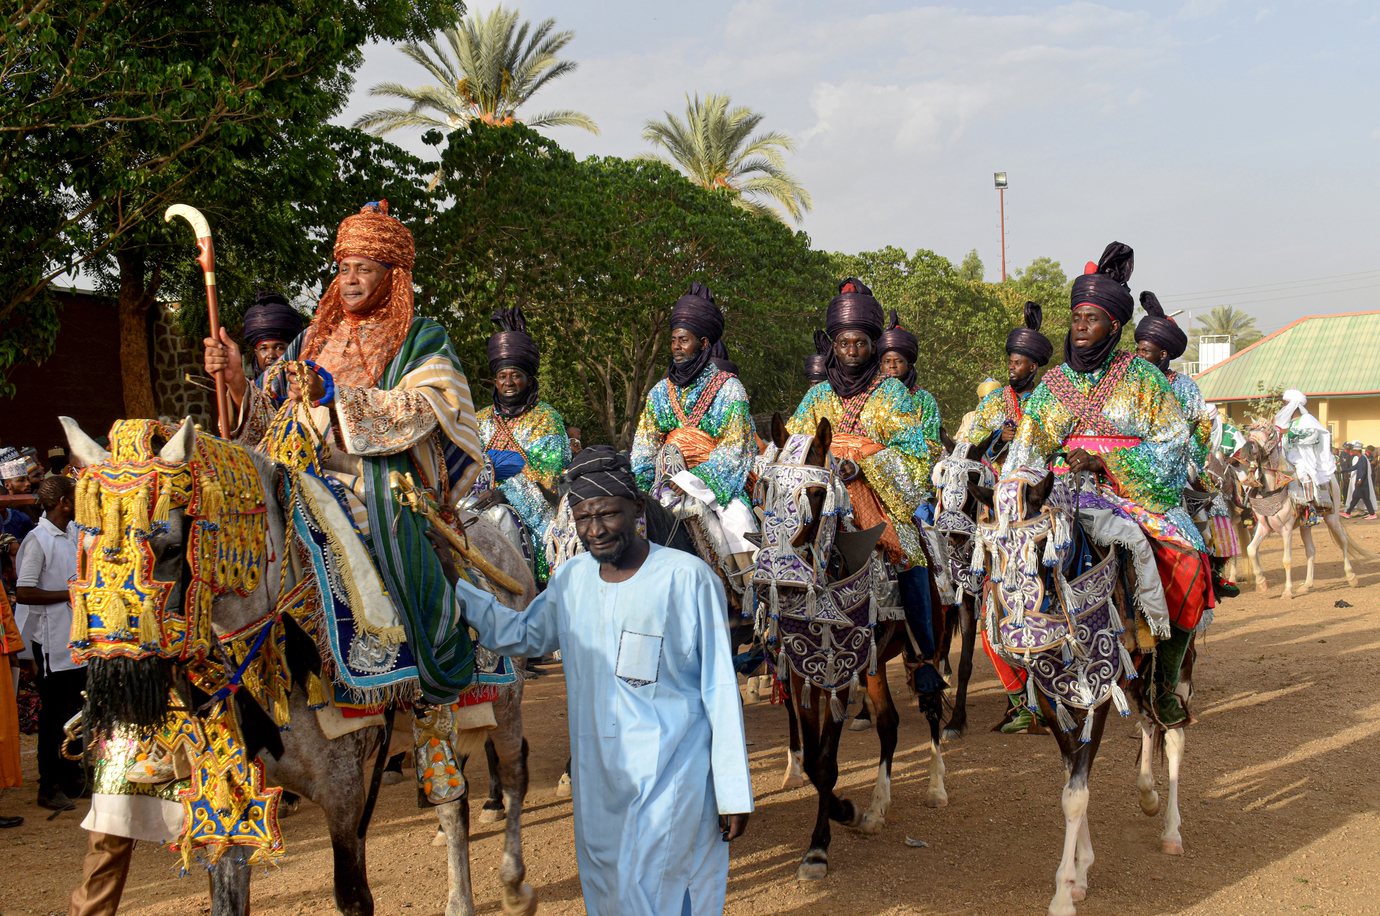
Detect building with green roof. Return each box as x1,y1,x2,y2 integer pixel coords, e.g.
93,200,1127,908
1194,310,1380,446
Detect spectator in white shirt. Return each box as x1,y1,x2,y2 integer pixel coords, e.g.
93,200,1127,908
16,475,84,810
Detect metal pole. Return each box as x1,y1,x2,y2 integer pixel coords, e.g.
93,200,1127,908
999,187,1007,282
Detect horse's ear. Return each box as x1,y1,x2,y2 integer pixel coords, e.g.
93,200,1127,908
60,416,110,468
970,429,997,462
939,426,956,455
159,417,196,464
771,411,788,449
971,484,994,509
1028,469,1056,511
814,417,833,464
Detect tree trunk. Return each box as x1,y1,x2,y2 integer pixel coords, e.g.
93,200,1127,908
116,249,159,419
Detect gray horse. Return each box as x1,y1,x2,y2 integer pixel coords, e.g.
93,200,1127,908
63,417,537,916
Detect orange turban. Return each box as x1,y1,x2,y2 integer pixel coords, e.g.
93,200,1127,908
300,201,416,387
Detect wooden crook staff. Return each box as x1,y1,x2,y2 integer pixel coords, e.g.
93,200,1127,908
164,204,230,437
389,471,524,595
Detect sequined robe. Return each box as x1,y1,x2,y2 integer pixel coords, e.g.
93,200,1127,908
788,377,939,567
1005,353,1204,552
477,401,570,582
1166,371,1212,473
631,365,756,508
962,385,1035,469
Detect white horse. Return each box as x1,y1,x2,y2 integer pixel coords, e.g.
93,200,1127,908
1240,420,1371,598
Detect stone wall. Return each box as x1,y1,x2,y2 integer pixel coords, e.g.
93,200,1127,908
151,302,216,429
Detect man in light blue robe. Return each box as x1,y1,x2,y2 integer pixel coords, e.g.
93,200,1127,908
431,445,753,916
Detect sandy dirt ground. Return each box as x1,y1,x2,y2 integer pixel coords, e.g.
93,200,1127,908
6,520,1380,916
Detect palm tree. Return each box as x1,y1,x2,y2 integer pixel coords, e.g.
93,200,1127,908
1183,305,1262,363
639,93,811,224
353,6,598,139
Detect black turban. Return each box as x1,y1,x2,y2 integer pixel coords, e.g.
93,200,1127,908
804,329,830,383
1007,301,1053,366
1065,241,1134,373
1069,242,1135,325
565,445,640,504
1134,291,1187,368
243,291,304,348
825,278,885,341
669,282,723,344
708,340,739,376
488,306,541,417
667,282,722,386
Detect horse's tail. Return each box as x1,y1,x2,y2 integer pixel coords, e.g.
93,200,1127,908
1331,520,1379,563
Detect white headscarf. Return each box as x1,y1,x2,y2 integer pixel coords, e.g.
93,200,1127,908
1272,388,1335,484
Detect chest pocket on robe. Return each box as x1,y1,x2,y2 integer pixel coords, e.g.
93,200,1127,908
615,631,663,688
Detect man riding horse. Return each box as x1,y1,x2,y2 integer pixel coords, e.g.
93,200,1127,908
1003,242,1211,727
1135,292,1241,599
788,278,945,700
630,282,759,578
203,201,490,800
477,306,570,585
962,300,1055,733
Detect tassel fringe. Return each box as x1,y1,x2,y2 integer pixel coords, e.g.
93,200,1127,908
1079,708,1094,743
307,673,330,709
1055,700,1077,733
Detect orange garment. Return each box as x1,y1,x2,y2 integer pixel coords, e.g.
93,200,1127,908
666,427,717,469
831,432,903,564
0,588,22,788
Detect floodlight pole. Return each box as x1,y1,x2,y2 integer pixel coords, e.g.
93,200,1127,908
994,172,1008,282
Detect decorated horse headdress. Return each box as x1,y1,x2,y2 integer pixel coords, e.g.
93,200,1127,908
65,418,268,664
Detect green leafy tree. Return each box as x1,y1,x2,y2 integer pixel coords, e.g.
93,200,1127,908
1002,256,1073,353
830,247,1020,427
958,249,985,282
640,93,811,224
0,0,464,407
426,123,831,447
354,6,597,140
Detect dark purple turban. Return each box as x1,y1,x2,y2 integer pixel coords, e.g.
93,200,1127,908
1007,301,1053,366
1134,290,1187,365
804,329,830,383
243,291,304,347
565,445,640,504
877,309,919,363
825,278,885,341
1069,242,1135,325
669,282,723,344
1065,242,1134,373
488,306,542,417
708,340,739,376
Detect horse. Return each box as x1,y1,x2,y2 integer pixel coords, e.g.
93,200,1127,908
62,417,538,916
1201,449,1254,585
753,413,948,881
1239,419,1368,597
930,429,998,738
973,466,1194,916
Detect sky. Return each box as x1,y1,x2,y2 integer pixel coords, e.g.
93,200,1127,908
337,0,1380,335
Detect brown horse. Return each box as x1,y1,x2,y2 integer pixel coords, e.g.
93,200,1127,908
754,413,948,881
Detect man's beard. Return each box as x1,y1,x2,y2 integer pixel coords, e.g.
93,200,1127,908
1010,369,1037,391
583,528,636,564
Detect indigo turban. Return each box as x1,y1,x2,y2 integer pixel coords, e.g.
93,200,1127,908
1134,291,1188,361
488,306,540,377
669,282,724,344
804,329,830,383
243,291,304,347
1006,301,1053,366
877,310,919,364
826,278,885,341
1069,241,1135,325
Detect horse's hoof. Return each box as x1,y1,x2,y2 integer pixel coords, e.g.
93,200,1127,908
555,772,571,799
431,828,447,847
1349,577,1361,588
501,882,538,916
781,772,805,790
1140,790,1160,817
796,859,828,881
1282,590,1294,600
848,717,873,732
1161,838,1184,856
1072,885,1087,902
479,805,505,823
858,812,885,834
926,789,948,809
1047,898,1077,916
941,725,965,741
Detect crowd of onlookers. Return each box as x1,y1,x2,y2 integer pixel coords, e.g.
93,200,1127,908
1334,441,1379,519
0,444,84,829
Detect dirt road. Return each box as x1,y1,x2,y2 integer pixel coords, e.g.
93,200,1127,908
5,522,1380,915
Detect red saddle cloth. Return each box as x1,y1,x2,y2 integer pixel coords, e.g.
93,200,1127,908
1153,541,1215,631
